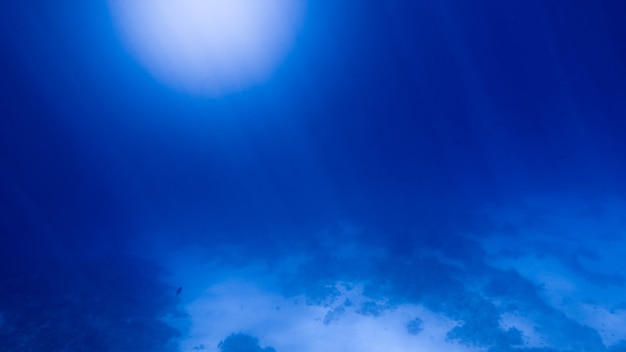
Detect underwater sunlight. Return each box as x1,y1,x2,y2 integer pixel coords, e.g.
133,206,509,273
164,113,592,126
107,0,305,96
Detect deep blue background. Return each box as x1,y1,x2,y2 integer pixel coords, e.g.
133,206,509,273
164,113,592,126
2,0,625,254
1,3,626,349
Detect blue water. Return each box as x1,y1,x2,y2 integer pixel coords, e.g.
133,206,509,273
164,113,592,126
1,1,626,351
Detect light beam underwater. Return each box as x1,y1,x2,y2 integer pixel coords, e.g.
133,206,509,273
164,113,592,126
108,0,305,96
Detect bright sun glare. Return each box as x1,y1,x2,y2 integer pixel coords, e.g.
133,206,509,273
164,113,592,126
108,0,305,96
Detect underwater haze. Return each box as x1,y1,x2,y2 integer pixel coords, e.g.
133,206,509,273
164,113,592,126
2,0,626,351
